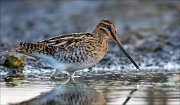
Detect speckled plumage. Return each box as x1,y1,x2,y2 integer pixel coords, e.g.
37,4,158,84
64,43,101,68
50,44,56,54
9,20,140,76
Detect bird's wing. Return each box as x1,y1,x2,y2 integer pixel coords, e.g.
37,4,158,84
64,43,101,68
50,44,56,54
19,33,94,55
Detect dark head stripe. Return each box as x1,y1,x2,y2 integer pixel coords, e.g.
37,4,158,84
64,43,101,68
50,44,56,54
99,21,111,26
98,23,114,35
99,27,111,35
100,20,112,24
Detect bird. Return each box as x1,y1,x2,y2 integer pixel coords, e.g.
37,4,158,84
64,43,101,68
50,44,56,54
8,20,140,79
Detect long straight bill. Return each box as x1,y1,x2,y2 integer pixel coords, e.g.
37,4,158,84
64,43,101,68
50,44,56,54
114,37,140,71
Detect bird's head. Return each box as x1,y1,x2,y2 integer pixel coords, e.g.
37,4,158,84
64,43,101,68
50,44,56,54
93,20,140,70
93,20,117,40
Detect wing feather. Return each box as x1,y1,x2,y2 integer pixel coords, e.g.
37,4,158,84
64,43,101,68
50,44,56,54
19,33,94,55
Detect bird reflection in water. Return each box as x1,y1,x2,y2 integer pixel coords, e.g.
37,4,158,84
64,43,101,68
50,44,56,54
9,83,106,105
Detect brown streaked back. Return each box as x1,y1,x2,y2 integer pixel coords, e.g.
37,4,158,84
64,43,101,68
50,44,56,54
16,33,95,55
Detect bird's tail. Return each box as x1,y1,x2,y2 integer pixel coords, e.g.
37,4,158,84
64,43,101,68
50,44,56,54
7,42,35,57
8,47,24,53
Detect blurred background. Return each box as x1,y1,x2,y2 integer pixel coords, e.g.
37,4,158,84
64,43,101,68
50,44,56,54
0,0,179,49
0,0,180,105
0,0,180,71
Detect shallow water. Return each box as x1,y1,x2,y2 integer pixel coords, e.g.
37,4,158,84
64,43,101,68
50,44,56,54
1,72,179,105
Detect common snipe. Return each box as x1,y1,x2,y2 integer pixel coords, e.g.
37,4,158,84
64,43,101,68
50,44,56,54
9,20,140,79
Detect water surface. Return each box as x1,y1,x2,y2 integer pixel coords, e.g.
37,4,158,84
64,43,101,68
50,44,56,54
1,72,179,105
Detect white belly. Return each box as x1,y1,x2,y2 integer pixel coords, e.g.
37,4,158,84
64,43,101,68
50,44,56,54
35,53,96,72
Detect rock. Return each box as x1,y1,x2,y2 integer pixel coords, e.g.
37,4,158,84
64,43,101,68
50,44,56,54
4,55,26,70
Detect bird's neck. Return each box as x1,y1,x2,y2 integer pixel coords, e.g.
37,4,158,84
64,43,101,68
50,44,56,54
92,28,109,44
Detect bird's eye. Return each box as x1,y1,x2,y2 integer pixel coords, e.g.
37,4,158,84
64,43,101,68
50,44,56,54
106,25,112,31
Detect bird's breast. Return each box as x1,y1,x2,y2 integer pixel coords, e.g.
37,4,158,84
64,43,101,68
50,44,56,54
34,41,108,71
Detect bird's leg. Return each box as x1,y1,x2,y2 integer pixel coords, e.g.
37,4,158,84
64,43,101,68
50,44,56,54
68,71,75,83
50,69,59,79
